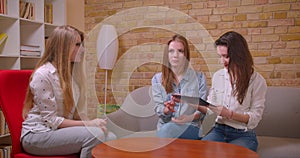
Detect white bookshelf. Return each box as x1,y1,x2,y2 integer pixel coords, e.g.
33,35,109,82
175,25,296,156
0,0,66,70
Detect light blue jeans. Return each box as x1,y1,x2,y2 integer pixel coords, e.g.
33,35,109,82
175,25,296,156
156,122,201,140
22,126,116,158
201,123,258,151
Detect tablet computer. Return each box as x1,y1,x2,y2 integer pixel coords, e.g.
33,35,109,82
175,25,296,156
172,94,212,107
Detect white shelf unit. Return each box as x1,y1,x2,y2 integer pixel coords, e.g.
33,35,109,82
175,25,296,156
0,0,66,70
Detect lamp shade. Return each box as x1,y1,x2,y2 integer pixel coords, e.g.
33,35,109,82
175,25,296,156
96,24,119,70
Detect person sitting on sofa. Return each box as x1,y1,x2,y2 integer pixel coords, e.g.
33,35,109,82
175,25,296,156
21,25,116,158
151,34,207,140
177,31,267,151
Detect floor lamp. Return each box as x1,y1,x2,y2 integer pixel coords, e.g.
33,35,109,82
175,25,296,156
96,24,118,117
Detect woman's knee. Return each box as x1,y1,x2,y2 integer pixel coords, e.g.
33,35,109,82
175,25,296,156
156,123,185,138
83,127,106,142
157,124,172,137
106,131,117,141
230,138,258,152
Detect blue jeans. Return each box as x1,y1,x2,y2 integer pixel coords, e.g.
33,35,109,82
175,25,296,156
157,122,201,140
201,123,258,152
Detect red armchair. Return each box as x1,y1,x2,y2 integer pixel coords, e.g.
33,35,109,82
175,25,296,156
0,70,78,158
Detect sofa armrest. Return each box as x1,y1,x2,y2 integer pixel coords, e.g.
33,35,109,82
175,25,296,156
257,136,300,158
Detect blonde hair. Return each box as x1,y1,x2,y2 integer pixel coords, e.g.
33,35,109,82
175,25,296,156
23,25,86,119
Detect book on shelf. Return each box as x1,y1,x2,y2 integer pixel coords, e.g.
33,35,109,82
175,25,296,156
0,145,12,158
0,33,8,47
19,1,35,20
19,1,27,18
0,110,8,135
20,44,41,57
0,0,7,14
20,44,41,52
44,3,53,23
19,1,25,17
20,50,41,57
29,2,35,20
4,122,9,135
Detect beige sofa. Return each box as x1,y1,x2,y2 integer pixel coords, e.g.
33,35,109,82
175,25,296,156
255,87,300,158
106,86,158,138
107,86,300,157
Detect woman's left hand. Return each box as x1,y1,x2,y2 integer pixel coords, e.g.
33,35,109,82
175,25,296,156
208,105,232,119
86,118,108,134
171,114,194,124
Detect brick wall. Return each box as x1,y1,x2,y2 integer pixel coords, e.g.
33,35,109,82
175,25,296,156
84,0,300,118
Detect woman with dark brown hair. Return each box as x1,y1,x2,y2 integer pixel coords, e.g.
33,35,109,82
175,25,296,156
152,34,207,139
198,31,267,151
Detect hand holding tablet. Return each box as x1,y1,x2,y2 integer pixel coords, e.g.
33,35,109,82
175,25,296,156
171,94,214,107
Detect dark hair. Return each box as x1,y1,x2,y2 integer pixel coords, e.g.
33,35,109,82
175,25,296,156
215,31,254,104
162,34,190,93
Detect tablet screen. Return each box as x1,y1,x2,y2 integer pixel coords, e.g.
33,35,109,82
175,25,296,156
172,94,211,106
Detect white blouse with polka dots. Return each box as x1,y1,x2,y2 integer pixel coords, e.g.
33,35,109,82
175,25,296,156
21,62,76,139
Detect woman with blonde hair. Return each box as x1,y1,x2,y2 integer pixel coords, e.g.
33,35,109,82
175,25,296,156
21,25,115,157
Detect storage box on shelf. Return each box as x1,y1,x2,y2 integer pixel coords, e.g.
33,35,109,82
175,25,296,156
0,0,66,70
